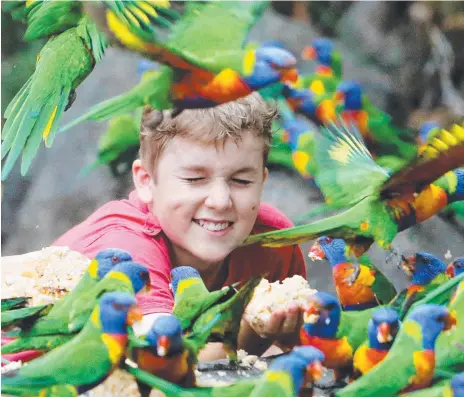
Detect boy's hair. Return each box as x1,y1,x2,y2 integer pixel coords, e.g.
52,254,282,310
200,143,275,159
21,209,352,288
140,93,277,176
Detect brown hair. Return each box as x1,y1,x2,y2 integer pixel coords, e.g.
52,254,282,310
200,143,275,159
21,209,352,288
140,92,277,176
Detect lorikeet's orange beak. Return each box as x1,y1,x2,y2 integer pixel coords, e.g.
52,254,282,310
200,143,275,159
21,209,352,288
308,243,325,261
377,322,393,343
333,90,345,105
446,263,455,278
401,255,416,277
281,67,299,84
307,361,324,381
444,311,457,331
301,46,317,60
127,306,144,326
157,335,170,357
303,304,321,324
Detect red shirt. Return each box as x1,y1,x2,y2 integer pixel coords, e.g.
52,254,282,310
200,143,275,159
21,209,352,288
53,191,306,315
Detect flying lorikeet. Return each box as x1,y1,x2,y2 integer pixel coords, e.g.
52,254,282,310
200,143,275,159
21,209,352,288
243,120,464,260
447,257,464,278
1,248,133,329
390,252,450,319
352,307,400,378
2,3,108,180
2,261,150,354
124,345,325,397
336,304,457,397
299,291,379,381
59,1,298,132
401,372,464,397
1,292,143,396
308,236,397,309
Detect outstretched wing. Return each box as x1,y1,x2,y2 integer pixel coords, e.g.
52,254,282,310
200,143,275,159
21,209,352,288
315,120,389,209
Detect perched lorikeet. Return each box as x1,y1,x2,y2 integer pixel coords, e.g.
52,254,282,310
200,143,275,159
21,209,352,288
447,257,464,278
60,1,298,131
391,252,450,319
243,121,464,259
401,372,464,397
352,307,400,378
1,292,143,396
299,291,378,381
1,248,133,329
336,304,457,397
1,11,108,179
333,81,417,161
124,345,325,397
2,261,150,354
308,236,397,309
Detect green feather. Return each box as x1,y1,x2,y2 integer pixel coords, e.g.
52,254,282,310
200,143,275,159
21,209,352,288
1,297,30,312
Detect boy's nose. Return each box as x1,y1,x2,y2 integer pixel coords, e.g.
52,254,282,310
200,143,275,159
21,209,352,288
204,182,232,212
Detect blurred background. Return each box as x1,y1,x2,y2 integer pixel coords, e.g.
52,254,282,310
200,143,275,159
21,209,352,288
2,1,464,293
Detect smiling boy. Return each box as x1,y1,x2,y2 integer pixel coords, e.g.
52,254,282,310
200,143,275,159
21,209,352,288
53,93,306,359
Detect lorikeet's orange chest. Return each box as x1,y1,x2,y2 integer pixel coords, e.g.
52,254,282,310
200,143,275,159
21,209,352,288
341,110,370,141
172,69,252,104
299,332,353,368
411,184,449,222
403,350,435,392
333,263,376,307
137,349,190,384
354,345,389,375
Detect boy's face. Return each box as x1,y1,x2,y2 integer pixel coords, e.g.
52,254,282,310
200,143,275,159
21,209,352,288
133,130,268,270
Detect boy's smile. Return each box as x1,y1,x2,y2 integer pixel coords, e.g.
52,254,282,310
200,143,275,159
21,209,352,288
133,130,268,273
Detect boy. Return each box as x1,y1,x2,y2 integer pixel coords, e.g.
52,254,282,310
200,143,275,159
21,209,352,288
53,93,306,359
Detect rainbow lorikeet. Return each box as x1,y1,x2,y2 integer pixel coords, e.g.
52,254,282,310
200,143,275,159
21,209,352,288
352,307,400,378
243,120,464,259
447,257,464,278
1,292,143,396
308,236,397,309
402,372,464,397
2,4,108,180
299,291,379,381
124,345,325,397
60,1,298,132
1,248,133,329
336,304,457,397
2,261,150,354
391,252,450,319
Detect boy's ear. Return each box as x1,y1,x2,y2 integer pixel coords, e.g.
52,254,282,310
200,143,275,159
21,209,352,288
132,159,154,204
263,167,269,183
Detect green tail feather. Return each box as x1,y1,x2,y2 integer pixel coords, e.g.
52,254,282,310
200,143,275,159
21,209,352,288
1,304,53,328
2,334,75,354
1,297,30,312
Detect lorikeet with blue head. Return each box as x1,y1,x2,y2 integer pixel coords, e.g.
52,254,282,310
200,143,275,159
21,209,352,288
336,304,457,397
243,120,464,262
401,372,464,397
1,291,143,397
124,345,325,397
352,307,400,378
2,261,150,354
391,252,450,319
333,81,417,162
447,257,464,278
299,291,378,381
308,236,397,309
60,1,298,131
1,248,133,329
2,1,108,180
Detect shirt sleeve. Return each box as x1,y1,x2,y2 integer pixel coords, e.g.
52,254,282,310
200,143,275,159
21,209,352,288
53,227,174,315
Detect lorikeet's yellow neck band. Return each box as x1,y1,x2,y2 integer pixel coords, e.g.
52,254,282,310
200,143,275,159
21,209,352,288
176,278,201,295
108,271,132,286
101,333,126,364
88,259,99,279
265,370,293,390
91,306,101,328
243,49,256,76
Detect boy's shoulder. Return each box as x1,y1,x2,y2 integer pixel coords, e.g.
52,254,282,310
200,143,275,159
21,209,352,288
253,202,294,233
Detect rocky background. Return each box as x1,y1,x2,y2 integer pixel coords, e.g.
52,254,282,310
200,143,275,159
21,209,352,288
2,1,464,294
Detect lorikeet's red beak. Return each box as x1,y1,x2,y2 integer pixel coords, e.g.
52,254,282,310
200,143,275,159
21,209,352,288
401,255,416,277
127,306,144,326
281,67,299,84
333,90,344,105
157,335,170,357
301,46,317,60
444,311,457,331
377,322,393,343
307,361,324,381
446,263,455,278
303,304,321,324
308,243,325,261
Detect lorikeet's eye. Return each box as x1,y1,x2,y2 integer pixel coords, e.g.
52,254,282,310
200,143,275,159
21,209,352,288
140,271,149,281
112,303,124,311
112,256,119,264
325,237,333,243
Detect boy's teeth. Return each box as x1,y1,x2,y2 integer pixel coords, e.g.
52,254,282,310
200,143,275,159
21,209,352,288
197,220,230,231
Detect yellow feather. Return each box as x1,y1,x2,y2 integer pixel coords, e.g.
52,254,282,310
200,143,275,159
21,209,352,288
450,124,464,141
265,370,293,390
123,8,141,28
431,137,448,151
42,105,58,141
107,271,132,285
146,0,170,8
310,80,325,95
91,306,101,328
329,139,352,165
243,49,256,76
128,5,150,24
444,171,458,193
106,11,148,52
292,151,310,176
138,2,159,17
176,278,202,296
101,333,125,364
439,129,459,146
403,320,423,344
88,259,99,279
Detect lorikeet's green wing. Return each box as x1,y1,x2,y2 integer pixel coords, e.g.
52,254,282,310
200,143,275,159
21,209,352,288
248,370,294,397
411,274,464,308
336,318,423,397
314,120,389,209
1,15,108,180
1,304,52,329
1,333,75,355
1,297,30,312
400,381,450,397
337,307,378,351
